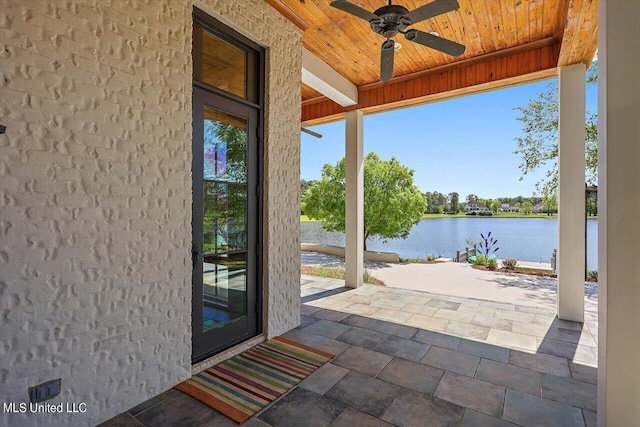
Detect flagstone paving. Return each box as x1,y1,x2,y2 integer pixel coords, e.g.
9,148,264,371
101,275,598,427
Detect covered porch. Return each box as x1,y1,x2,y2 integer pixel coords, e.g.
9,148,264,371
295,0,595,325
1,0,638,425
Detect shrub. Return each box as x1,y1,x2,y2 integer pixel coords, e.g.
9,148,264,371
476,254,487,266
425,253,443,262
587,270,598,281
502,258,518,270
486,257,498,270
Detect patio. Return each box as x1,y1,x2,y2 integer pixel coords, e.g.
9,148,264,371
301,251,599,311
102,275,597,427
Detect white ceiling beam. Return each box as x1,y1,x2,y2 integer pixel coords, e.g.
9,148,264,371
302,47,358,107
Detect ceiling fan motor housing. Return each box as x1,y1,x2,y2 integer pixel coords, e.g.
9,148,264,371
370,5,411,39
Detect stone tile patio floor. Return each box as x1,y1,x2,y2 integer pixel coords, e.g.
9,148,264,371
102,275,598,427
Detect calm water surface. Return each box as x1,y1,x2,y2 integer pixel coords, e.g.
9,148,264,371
301,217,598,270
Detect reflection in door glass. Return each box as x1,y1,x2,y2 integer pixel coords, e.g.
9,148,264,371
204,109,247,182
204,182,247,253
202,253,247,331
202,107,248,332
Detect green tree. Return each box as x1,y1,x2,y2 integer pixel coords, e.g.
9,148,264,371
301,179,316,197
303,153,426,250
424,191,447,214
514,62,598,195
424,192,436,214
541,190,558,215
586,191,597,217
521,201,533,215
449,192,460,214
490,200,501,213
300,179,316,214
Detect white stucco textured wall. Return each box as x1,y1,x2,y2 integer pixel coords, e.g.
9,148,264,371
0,0,302,425
0,1,193,425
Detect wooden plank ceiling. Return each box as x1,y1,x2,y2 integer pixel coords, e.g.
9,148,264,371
302,83,324,100
274,0,598,124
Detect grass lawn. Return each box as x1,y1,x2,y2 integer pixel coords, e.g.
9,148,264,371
421,213,560,219
300,265,385,286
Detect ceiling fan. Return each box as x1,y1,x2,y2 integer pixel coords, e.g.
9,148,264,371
330,0,466,82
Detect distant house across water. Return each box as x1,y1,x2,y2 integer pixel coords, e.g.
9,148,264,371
464,202,490,213
499,202,519,213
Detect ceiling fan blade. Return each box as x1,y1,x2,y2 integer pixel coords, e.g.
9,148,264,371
380,40,395,82
403,0,460,25
405,29,466,57
330,1,380,22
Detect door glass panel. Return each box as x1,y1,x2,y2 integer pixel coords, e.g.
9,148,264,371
204,182,247,252
202,107,248,333
204,109,247,183
202,29,247,99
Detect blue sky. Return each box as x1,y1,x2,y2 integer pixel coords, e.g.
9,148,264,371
301,78,598,199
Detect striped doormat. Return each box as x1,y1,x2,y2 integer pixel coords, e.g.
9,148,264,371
175,336,334,423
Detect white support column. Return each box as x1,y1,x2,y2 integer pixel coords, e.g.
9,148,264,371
345,110,364,288
598,0,640,425
557,63,586,322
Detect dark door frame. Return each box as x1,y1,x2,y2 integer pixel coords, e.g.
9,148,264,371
191,10,264,363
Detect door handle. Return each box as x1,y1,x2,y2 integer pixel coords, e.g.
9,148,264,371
192,244,201,269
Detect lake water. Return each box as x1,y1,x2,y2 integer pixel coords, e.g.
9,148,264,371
301,217,598,271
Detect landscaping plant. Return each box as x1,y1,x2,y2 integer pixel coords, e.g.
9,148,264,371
425,253,442,261
486,257,498,270
476,254,487,266
502,259,518,270
476,232,499,265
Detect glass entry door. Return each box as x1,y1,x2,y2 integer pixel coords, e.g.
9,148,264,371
192,88,259,361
